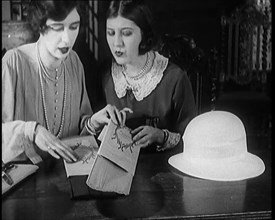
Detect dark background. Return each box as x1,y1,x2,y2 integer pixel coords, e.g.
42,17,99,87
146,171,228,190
74,0,247,112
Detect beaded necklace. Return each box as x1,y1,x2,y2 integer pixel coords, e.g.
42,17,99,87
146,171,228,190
122,52,152,80
38,47,64,82
36,42,67,138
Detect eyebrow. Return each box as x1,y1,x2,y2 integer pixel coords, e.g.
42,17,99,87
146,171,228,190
48,21,80,26
106,27,134,31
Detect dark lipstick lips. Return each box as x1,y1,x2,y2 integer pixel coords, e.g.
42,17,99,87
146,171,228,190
115,51,123,57
59,47,69,54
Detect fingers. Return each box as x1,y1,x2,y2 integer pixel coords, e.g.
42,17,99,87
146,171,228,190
120,108,133,126
49,141,78,163
40,135,77,162
105,105,133,126
131,126,143,134
46,145,77,163
131,126,148,143
120,110,127,126
58,141,78,160
46,146,61,160
121,107,133,114
131,126,145,140
139,141,150,148
105,104,121,125
54,147,73,163
135,137,150,148
36,127,78,162
131,126,159,148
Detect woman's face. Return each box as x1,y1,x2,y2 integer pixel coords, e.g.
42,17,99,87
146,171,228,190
106,16,142,65
41,8,80,60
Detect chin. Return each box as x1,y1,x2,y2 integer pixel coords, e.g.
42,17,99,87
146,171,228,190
57,52,69,60
113,57,126,65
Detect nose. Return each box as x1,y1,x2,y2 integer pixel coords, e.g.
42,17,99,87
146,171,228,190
114,33,123,47
61,28,70,44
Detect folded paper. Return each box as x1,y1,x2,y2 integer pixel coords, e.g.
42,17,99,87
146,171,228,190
86,120,141,195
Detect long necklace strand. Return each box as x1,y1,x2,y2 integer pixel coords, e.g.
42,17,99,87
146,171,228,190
38,48,64,82
36,43,67,138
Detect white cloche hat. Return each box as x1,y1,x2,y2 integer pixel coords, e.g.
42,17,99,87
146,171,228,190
168,111,265,181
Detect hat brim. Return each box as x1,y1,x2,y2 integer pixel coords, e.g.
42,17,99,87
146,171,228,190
168,152,265,181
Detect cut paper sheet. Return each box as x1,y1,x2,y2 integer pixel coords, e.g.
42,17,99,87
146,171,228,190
86,120,141,195
99,121,140,175
62,136,99,177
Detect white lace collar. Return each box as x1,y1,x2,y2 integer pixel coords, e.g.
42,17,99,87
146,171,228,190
111,51,168,101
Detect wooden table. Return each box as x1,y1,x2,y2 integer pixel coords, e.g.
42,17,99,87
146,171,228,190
2,137,271,220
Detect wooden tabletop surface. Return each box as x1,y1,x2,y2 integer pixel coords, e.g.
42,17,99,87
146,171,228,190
2,136,271,220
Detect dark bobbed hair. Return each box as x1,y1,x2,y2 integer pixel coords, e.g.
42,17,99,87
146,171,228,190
27,0,80,34
106,0,157,55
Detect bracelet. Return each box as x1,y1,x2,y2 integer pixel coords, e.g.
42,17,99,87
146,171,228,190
162,129,169,144
33,122,40,142
87,117,101,135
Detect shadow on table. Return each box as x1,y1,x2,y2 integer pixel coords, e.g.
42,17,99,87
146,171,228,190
95,174,165,219
169,165,247,215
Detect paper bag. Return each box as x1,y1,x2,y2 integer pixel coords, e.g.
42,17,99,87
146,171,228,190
86,120,141,195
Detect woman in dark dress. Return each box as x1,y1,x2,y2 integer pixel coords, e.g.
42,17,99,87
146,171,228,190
101,0,197,152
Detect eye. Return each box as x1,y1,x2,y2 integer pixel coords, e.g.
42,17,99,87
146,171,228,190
122,30,132,36
69,23,80,30
47,25,64,32
107,30,115,36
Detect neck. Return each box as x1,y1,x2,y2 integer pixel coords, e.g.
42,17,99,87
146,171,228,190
37,40,62,73
124,53,149,78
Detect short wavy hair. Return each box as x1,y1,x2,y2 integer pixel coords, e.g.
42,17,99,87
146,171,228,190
106,0,157,55
27,0,80,34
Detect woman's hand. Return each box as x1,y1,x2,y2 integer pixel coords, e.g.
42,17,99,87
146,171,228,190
131,126,165,148
34,125,78,163
89,104,133,130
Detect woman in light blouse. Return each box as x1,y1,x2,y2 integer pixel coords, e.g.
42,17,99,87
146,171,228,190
2,0,127,164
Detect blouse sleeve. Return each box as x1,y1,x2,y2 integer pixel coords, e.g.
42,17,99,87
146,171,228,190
2,50,42,164
72,52,94,136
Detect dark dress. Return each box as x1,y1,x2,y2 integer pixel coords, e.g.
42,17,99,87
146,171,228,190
100,52,197,153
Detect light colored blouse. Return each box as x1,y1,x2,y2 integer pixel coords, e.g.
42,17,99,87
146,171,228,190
2,42,93,163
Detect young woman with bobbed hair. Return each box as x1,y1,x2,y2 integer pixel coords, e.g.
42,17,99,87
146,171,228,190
100,0,197,153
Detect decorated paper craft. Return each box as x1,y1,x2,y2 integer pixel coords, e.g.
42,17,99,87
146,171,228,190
99,121,140,175
113,125,135,152
86,120,141,195
62,136,99,177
